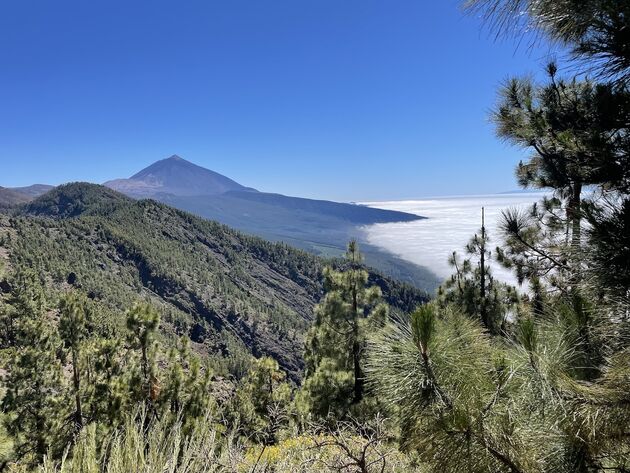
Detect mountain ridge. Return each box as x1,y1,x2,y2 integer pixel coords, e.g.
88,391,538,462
1,156,437,290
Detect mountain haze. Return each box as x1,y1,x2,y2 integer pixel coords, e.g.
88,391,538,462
9,184,55,198
104,155,419,224
0,184,54,208
0,187,31,207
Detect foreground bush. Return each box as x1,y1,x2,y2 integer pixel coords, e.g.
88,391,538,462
33,410,422,473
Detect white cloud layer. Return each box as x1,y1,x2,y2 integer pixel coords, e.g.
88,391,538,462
362,193,546,287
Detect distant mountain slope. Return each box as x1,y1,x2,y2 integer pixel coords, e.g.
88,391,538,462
102,156,437,290
157,192,439,290
223,190,421,225
10,184,55,198
158,192,415,243
0,187,31,207
0,185,55,209
105,155,256,197
5,183,429,379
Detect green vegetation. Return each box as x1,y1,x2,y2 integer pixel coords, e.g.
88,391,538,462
2,183,426,381
300,241,387,419
0,182,428,469
0,229,424,470
438,210,519,334
0,0,628,471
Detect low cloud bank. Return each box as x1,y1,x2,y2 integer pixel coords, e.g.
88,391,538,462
363,193,545,287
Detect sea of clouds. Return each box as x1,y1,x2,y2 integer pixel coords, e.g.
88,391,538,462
362,193,546,287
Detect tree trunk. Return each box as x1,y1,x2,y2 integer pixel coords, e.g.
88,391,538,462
352,336,364,404
568,182,582,250
72,348,83,428
351,280,363,404
479,207,488,330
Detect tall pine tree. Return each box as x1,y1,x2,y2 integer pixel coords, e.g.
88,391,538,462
59,291,93,431
439,208,518,334
301,241,387,418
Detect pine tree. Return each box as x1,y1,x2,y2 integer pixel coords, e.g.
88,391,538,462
160,336,212,430
367,299,630,472
234,356,291,445
1,271,67,463
364,1,630,471
493,66,630,250
59,291,93,430
439,209,518,334
162,343,186,414
466,0,630,85
301,241,388,418
87,337,128,426
469,0,630,303
126,303,160,406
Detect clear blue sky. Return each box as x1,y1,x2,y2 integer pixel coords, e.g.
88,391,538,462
0,0,557,201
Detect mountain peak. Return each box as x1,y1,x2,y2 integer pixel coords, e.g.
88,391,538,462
105,156,257,197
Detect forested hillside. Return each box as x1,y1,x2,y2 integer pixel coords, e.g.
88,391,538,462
1,183,427,380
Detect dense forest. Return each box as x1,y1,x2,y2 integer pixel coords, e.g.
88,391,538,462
1,0,630,471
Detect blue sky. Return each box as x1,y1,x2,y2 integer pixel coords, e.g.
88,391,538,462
0,0,557,201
